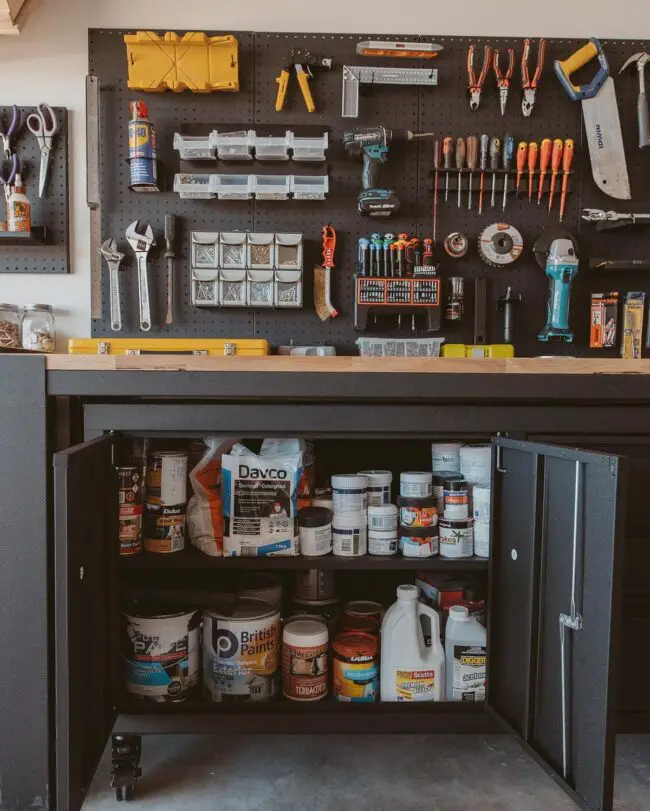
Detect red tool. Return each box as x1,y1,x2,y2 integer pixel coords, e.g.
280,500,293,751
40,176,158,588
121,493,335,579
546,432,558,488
521,38,547,117
559,138,575,222
493,48,515,115
432,139,440,245
314,225,338,321
527,141,539,203
467,44,492,110
548,138,564,212
515,142,528,197
537,138,552,205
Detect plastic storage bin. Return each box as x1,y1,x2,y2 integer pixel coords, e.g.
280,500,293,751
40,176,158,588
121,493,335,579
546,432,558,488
291,175,329,200
248,270,275,307
247,233,275,269
219,233,248,268
173,133,215,160
214,130,254,160
220,269,248,306
356,338,445,357
212,174,253,199
253,175,291,200
254,133,290,161
192,232,220,268
275,270,303,307
275,234,303,268
173,173,214,199
192,270,220,307
290,132,328,162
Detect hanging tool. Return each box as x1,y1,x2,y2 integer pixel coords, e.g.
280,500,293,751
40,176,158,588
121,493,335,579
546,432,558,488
466,135,478,210
478,222,524,267
101,238,125,332
275,49,332,113
342,65,438,118
164,214,176,325
555,39,631,199
548,138,564,212
581,208,650,230
619,52,650,149
314,225,338,321
502,134,514,211
467,44,492,111
432,139,440,245
527,141,538,203
493,48,515,115
384,233,395,274
26,102,58,198
589,257,650,271
444,232,470,259
0,105,20,160
497,286,522,343
534,227,579,342
372,232,384,275
456,137,466,209
443,136,454,203
356,41,443,59
537,138,552,205
358,237,370,276
0,152,18,201
479,134,489,214
125,220,155,332
559,139,575,222
489,136,501,208
521,38,547,117
515,142,527,198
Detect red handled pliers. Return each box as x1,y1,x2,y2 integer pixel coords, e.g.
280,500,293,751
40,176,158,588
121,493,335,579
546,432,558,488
521,38,547,117
493,48,515,116
467,45,492,111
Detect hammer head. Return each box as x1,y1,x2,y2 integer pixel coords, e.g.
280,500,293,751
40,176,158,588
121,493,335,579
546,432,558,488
620,52,650,73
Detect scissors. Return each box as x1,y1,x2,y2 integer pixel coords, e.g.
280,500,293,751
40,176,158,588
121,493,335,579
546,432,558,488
26,102,58,198
0,105,20,160
0,153,19,201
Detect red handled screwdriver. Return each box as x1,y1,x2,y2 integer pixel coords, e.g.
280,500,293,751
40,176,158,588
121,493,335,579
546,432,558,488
527,141,538,203
515,141,528,197
537,138,552,205
548,138,564,212
433,139,440,245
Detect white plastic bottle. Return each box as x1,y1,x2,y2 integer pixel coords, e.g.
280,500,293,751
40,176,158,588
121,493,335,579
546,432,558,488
444,605,487,702
380,584,445,701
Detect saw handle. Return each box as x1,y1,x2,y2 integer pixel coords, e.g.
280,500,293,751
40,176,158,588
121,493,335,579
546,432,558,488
554,38,609,101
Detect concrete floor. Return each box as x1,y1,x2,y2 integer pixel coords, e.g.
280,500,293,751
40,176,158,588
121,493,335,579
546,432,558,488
83,734,650,811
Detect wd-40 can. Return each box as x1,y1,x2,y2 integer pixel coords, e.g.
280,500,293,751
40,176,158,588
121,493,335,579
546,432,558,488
128,100,159,190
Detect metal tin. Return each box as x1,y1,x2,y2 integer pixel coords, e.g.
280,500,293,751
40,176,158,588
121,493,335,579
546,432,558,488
146,451,188,506
342,600,383,635
290,595,341,631
443,476,469,519
294,568,335,601
333,631,379,702
118,466,143,555
128,100,158,188
283,619,329,701
144,503,186,554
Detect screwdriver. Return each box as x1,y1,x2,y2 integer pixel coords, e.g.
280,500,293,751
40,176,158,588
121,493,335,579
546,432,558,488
489,136,501,208
456,137,466,208
433,139,440,245
502,134,515,211
479,133,489,214
515,142,528,197
537,138,552,206
548,138,564,212
527,141,538,203
443,136,454,202
559,138,575,222
466,136,478,210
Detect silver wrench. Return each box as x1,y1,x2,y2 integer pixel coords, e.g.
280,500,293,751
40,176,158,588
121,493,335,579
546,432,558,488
100,238,125,332
125,220,155,332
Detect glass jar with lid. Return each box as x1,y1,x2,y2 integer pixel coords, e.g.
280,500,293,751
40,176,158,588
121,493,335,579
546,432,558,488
0,303,22,348
22,304,56,352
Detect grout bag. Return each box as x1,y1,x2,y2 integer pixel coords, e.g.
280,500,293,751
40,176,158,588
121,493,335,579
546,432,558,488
187,436,237,557
222,442,303,556
260,438,315,509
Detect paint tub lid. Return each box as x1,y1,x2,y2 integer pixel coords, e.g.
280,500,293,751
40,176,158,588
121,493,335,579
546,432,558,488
399,525,439,537
331,474,368,490
206,596,278,621
449,605,471,622
334,631,378,658
358,469,393,485
298,506,332,527
398,495,437,508
431,442,462,451
401,471,433,483
151,450,188,458
332,511,367,528
283,619,329,646
439,517,474,529
344,600,383,617
368,527,398,539
368,503,398,517
123,607,198,621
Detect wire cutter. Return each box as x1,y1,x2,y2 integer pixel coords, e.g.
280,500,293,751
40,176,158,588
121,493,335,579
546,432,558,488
467,45,492,111
26,102,58,198
521,38,547,117
0,152,18,201
0,106,20,160
493,48,515,115
275,49,332,113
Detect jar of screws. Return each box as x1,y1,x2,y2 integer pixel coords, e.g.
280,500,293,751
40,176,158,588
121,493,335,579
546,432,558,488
22,304,56,352
0,303,23,348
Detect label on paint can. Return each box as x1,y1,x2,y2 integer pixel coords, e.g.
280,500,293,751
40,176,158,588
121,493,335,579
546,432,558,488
399,526,439,557
118,466,143,555
459,445,492,487
332,512,367,557
367,503,398,532
144,503,186,553
147,452,188,506
444,477,469,520
473,522,490,559
368,529,398,556
472,486,491,525
358,470,392,507
333,632,379,702
395,669,437,701
431,443,461,474
439,517,474,558
452,644,486,701
283,620,329,701
398,496,438,529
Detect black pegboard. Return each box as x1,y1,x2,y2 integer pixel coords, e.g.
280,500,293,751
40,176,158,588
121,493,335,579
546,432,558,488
89,30,650,355
0,105,69,274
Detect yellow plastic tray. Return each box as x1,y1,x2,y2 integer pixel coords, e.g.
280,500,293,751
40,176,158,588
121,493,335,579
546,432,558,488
68,338,269,356
442,344,514,358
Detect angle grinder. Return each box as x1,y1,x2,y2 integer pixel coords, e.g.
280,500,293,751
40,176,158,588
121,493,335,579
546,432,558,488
534,226,579,343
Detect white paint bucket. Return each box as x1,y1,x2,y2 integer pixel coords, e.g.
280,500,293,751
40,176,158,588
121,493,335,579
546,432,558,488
431,442,462,473
459,445,492,486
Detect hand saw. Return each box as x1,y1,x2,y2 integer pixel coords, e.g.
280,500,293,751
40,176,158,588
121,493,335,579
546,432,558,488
555,39,631,200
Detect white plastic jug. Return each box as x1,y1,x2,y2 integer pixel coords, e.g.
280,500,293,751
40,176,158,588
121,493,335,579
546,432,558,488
380,584,445,701
444,605,487,701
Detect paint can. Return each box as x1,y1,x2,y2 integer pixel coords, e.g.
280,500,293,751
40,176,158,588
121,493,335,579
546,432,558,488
146,450,188,506
118,466,143,556
439,517,474,559
122,608,200,703
342,600,383,635
472,486,491,525
331,474,368,514
443,476,469,519
474,522,490,559
332,511,367,557
298,507,332,557
357,469,392,506
239,573,283,607
144,503,186,553
367,503,398,532
459,444,492,487
333,632,379,702
432,474,446,517
368,528,398,556
283,619,329,701
431,442,461,474
290,595,341,631
400,471,433,498
128,100,159,190
398,496,438,529
203,597,281,703
399,526,439,557
294,569,335,601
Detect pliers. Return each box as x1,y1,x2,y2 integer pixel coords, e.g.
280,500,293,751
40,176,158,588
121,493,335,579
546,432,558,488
275,49,332,113
521,38,547,117
0,105,20,160
467,45,492,110
493,48,515,115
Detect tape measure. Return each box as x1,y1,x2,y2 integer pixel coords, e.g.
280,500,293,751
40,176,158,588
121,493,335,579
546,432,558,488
444,232,469,258
477,223,524,267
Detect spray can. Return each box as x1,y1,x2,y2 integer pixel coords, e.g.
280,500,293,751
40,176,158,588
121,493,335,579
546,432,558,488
128,101,159,191
7,174,31,233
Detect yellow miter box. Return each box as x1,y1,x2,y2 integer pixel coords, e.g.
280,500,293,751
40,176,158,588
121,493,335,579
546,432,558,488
124,31,239,93
68,338,268,356
442,344,514,358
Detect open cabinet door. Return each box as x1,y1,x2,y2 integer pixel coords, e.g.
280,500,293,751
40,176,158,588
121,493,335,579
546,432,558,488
487,437,627,811
54,435,118,811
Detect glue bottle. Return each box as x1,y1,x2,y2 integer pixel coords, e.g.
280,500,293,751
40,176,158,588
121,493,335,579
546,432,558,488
7,174,31,233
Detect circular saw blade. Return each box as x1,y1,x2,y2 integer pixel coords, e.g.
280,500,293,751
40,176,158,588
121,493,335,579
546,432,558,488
477,223,524,267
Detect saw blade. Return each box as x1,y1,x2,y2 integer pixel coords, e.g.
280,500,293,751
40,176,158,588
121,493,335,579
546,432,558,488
478,223,524,267
582,78,631,200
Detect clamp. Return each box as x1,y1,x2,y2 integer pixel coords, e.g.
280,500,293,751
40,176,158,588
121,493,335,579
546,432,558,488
275,49,332,113
521,38,547,117
467,44,492,111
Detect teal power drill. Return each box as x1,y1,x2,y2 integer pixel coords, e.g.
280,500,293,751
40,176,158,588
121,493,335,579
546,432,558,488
538,238,579,342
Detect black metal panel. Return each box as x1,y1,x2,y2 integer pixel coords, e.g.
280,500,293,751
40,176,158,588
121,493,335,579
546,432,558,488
54,435,117,811
488,437,626,811
0,356,49,810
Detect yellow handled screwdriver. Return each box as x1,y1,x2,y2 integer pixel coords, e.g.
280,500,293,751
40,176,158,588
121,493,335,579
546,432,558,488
548,138,564,212
527,141,538,203
466,135,478,210
537,138,552,205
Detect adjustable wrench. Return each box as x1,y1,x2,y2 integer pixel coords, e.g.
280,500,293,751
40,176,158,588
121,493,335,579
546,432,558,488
125,221,155,332
100,238,125,332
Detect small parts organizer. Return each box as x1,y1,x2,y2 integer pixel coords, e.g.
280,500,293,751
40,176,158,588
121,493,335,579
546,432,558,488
191,231,304,309
174,130,328,162
174,173,329,200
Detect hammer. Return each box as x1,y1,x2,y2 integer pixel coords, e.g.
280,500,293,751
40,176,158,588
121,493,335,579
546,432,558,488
620,52,650,148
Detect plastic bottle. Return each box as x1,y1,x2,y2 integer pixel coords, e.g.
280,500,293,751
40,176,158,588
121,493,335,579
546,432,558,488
380,584,445,701
7,174,31,233
444,605,487,702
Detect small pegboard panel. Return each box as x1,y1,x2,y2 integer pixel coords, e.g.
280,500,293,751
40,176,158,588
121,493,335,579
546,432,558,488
0,105,69,274
89,30,650,355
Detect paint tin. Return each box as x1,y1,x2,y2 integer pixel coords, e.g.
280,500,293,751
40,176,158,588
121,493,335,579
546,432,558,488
146,451,188,506
290,595,341,631
367,503,398,532
203,597,281,703
432,474,447,517
357,469,392,506
399,526,439,557
439,517,474,559
283,619,329,701
472,486,491,525
298,507,332,557
144,503,186,553
431,442,462,474
474,522,490,559
128,100,158,189
333,632,379,702
286,613,327,627
118,466,143,556
444,476,469,519
239,573,283,607
294,569,335,601
399,496,438,529
342,600,383,635
122,608,200,702
332,511,367,557
400,471,433,498
331,474,368,514
459,444,492,487
368,528,398,556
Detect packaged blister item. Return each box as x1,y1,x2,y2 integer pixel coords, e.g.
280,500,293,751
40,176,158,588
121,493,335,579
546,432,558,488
187,437,237,557
223,443,303,556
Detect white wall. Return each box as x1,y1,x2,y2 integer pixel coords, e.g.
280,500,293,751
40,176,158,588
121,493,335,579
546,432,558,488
2,0,649,344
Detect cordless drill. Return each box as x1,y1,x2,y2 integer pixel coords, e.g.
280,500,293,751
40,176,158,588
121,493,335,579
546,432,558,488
344,126,432,217
538,238,579,342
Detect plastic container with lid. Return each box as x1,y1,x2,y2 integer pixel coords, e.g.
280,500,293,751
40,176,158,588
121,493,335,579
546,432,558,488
400,471,433,498
368,528,398,556
472,486,491,525
22,304,55,352
358,469,392,506
333,631,379,702
399,526,439,558
459,444,492,487
0,303,22,348
443,476,469,519
332,511,367,557
282,619,329,701
331,474,368,514
298,506,332,557
439,517,474,558
431,442,461,474
367,503,398,532
399,495,438,529
432,474,447,517
473,522,490,559
444,605,487,702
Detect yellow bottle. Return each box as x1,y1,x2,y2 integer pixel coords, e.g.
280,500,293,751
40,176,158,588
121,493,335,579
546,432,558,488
7,174,31,233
